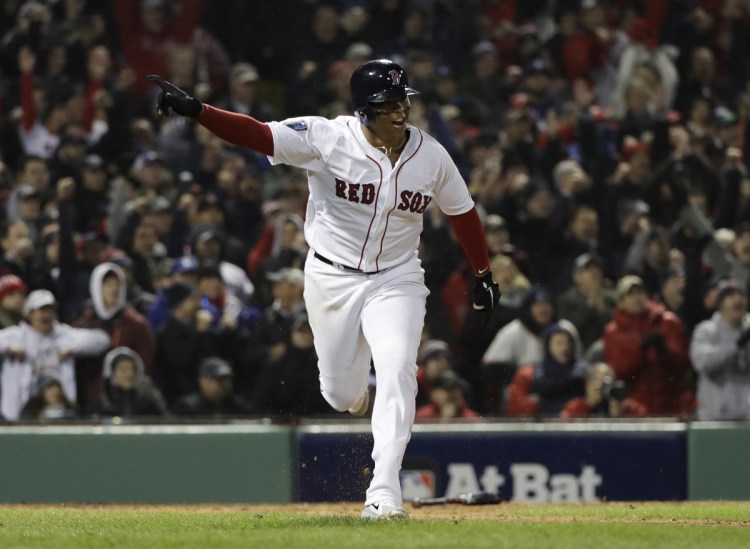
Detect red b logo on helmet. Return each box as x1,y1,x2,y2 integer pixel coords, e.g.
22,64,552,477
389,70,401,86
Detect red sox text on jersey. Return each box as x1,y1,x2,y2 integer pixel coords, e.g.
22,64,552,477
267,116,474,273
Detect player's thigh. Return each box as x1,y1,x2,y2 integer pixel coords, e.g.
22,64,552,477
361,272,428,373
304,266,371,378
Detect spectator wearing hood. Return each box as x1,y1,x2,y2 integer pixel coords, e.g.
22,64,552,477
0,289,110,421
20,372,77,421
0,274,28,328
480,287,565,414
506,323,588,418
690,280,750,420
603,275,695,416
88,347,168,419
73,262,156,406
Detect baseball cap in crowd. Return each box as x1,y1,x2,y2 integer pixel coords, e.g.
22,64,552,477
195,226,223,244
83,154,105,171
345,42,373,61
431,369,468,393
16,184,40,201
149,195,173,214
132,150,165,172
23,289,57,316
59,133,87,148
553,159,586,187
523,58,553,76
199,357,233,378
292,313,311,332
106,250,134,271
262,200,284,217
0,274,28,302
417,339,451,365
267,267,305,287
616,275,645,300
485,214,507,232
573,253,604,274
170,255,199,275
524,286,555,306
164,282,195,310
231,63,259,84
713,106,737,127
619,199,650,223
197,193,224,213
715,279,746,308
471,40,496,59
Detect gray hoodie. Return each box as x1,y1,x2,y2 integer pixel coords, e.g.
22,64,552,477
690,312,750,420
89,263,127,320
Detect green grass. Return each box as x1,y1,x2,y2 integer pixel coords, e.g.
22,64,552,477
0,503,748,549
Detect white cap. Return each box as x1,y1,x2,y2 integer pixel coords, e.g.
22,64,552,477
23,289,56,316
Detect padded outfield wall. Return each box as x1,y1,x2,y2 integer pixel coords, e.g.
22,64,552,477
0,422,746,503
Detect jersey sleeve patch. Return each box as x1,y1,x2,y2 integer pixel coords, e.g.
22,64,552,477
285,121,308,131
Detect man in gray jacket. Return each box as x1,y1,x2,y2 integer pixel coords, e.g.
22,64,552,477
690,280,750,420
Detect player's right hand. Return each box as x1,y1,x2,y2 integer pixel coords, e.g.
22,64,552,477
147,75,203,119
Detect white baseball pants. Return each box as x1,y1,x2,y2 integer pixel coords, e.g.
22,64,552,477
304,251,428,506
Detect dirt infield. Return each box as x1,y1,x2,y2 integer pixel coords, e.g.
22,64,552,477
13,502,750,526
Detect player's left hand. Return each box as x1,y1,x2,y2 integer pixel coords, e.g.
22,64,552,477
472,272,501,317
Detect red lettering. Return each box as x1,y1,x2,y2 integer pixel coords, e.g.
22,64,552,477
416,195,432,214
348,183,360,203
361,184,375,205
398,190,413,211
335,178,346,198
409,192,423,212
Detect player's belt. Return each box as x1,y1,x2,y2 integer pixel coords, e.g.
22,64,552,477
314,252,380,275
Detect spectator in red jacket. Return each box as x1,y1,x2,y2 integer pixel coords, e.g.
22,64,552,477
115,0,207,98
415,370,479,421
603,275,695,416
560,362,647,419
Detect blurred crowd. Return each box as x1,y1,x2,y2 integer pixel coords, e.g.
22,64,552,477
0,0,749,423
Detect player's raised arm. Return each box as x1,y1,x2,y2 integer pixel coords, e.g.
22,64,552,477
147,75,274,156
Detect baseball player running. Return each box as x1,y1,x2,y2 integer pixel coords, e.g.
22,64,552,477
149,59,500,519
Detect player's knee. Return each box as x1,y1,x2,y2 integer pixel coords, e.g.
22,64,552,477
319,379,363,411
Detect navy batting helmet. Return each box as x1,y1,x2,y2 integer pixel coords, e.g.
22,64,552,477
350,59,419,125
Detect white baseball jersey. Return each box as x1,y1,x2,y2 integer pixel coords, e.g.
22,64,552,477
267,116,474,272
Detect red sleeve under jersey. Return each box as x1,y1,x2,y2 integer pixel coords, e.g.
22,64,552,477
448,208,491,276
198,105,274,156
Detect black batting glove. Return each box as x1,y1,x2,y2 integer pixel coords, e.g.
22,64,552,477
472,272,501,317
737,327,750,350
147,75,203,119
